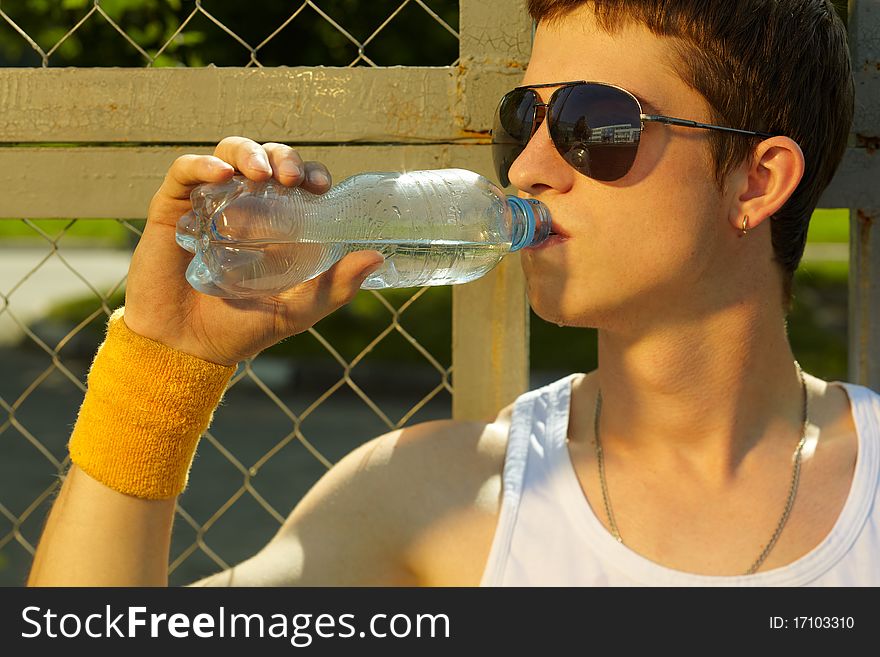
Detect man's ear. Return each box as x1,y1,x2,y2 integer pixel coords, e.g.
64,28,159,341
729,137,805,232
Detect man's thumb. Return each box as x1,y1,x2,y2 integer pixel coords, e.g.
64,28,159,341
322,250,385,307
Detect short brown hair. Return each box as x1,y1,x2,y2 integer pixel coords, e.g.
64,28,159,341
528,0,854,304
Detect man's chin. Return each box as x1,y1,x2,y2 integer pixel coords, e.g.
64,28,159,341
528,294,584,328
526,283,621,330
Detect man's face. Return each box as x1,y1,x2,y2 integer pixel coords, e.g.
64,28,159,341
513,9,736,329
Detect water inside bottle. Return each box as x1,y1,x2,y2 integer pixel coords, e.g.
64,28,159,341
349,239,511,288
179,169,543,297
200,237,511,294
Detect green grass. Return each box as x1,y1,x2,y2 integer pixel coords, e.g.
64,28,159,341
806,209,849,243
0,218,141,247
45,288,126,323
796,259,849,281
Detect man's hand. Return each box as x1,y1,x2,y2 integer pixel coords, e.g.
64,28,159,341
123,136,385,365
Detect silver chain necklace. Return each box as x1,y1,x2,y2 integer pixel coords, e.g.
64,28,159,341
593,362,808,575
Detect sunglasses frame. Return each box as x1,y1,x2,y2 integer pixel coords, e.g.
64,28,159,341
493,80,776,183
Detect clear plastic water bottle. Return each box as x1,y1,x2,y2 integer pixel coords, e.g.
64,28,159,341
175,168,551,298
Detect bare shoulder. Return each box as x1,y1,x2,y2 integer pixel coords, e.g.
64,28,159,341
189,411,514,587
318,410,512,507
386,413,511,475
387,409,514,584
384,410,514,537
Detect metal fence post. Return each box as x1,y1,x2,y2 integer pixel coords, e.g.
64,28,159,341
848,0,880,388
452,1,533,421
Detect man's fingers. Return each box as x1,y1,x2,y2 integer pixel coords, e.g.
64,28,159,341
149,155,235,228
277,250,385,331
263,142,306,186
212,138,329,193
304,250,385,308
157,154,235,201
301,161,333,194
213,136,274,181
159,140,327,204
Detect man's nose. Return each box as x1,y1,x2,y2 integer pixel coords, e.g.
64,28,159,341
506,113,576,196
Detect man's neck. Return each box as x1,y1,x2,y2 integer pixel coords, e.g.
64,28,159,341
593,299,804,483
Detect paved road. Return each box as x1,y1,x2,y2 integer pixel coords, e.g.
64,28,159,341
0,343,456,586
0,247,131,346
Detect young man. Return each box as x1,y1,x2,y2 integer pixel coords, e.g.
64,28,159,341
28,0,879,586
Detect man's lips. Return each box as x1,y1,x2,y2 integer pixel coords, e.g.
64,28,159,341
548,223,570,238
527,226,569,251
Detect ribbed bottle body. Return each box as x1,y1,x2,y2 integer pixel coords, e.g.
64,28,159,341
175,169,549,298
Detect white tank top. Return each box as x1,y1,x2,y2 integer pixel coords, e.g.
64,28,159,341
480,374,880,586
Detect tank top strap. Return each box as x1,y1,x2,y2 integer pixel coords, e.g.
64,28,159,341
479,373,579,586
545,372,576,452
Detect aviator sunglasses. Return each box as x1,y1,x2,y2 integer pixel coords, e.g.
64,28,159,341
492,81,775,186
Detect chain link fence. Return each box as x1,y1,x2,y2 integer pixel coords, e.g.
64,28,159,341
0,1,464,586
0,0,459,67
3,0,877,587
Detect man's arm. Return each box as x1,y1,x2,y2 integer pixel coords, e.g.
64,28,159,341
30,417,491,587
27,137,385,587
29,427,417,587
28,465,176,586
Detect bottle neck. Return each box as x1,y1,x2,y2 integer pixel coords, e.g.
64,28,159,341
507,196,552,251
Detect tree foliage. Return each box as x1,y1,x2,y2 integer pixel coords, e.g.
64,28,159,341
0,0,459,67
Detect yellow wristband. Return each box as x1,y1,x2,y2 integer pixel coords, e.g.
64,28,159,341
68,307,236,500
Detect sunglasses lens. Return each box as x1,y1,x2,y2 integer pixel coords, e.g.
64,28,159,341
549,84,641,182
492,89,537,187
